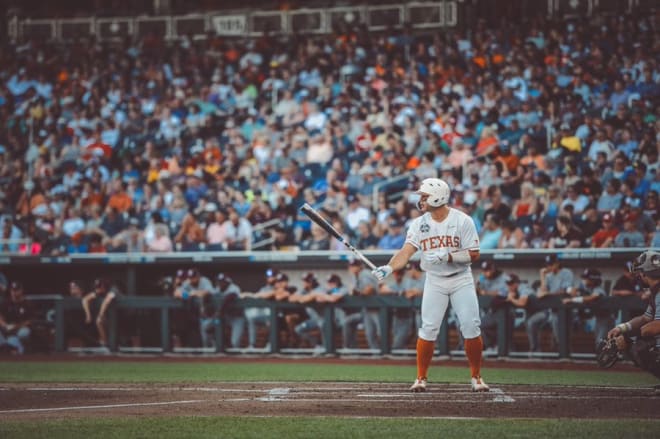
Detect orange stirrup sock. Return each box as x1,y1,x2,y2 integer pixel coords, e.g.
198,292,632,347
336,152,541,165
465,336,484,378
416,338,435,379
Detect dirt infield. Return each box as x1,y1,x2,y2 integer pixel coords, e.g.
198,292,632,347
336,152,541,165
0,356,656,420
0,381,657,421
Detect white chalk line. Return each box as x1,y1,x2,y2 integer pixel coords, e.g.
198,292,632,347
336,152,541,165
0,400,205,414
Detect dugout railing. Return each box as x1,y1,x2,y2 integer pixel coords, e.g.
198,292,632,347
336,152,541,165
44,294,646,358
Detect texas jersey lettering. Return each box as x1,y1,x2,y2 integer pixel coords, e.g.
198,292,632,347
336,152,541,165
406,208,480,275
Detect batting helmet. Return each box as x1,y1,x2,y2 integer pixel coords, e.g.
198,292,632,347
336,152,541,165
630,250,660,279
417,178,450,207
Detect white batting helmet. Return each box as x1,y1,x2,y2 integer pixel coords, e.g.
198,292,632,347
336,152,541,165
417,178,450,207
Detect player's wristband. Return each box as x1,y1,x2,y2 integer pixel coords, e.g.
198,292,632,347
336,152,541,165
616,322,632,333
451,249,472,264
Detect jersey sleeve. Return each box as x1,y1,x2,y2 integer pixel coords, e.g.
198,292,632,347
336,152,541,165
461,215,480,250
404,218,421,249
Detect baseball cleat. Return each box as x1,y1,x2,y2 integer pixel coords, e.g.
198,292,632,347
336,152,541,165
471,377,490,392
410,378,427,392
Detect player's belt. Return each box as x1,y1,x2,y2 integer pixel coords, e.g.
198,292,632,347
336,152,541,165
442,271,461,278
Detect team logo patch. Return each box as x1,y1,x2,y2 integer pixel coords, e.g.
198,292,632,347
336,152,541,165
420,223,430,233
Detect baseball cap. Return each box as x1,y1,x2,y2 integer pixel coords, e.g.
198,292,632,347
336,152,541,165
176,269,186,278
187,268,200,277
327,274,342,284
506,273,520,284
481,260,495,270
216,273,230,283
545,254,558,265
389,217,404,228
602,213,613,222
581,268,602,281
301,272,317,283
275,273,289,283
265,268,279,278
348,258,362,267
10,280,23,290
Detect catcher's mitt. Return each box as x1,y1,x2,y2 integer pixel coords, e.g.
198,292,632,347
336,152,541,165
596,338,620,369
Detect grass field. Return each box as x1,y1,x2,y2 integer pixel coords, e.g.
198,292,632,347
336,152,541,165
1,417,659,439
0,360,657,386
0,360,658,438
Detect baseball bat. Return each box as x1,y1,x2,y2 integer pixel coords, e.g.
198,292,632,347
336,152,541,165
300,203,378,271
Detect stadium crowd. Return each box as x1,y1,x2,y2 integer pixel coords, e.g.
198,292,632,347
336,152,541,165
0,12,658,256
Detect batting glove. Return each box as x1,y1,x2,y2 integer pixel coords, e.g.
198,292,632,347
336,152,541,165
423,250,449,265
372,265,393,281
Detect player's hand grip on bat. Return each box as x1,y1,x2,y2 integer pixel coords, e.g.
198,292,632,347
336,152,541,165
423,249,450,264
372,265,393,281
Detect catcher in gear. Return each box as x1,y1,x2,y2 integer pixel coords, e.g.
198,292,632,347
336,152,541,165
604,249,660,394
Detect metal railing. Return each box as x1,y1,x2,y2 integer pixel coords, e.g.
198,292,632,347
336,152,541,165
8,2,459,42
371,173,412,212
43,294,645,358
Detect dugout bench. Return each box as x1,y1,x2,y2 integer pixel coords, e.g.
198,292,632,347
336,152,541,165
45,294,647,358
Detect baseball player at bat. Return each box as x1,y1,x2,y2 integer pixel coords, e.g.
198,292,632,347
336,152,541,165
371,177,489,392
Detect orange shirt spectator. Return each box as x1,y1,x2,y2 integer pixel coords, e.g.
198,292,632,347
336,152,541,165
107,182,132,214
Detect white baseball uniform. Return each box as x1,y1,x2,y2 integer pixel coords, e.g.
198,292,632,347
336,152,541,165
405,207,482,341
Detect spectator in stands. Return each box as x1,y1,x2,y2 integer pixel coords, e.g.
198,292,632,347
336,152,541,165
597,179,624,213
224,207,252,251
345,194,371,233
548,215,584,249
483,185,512,221
479,213,503,250
378,217,406,250
0,281,34,354
497,219,527,249
147,223,174,252
81,278,116,353
299,222,331,251
0,8,657,257
107,217,146,252
526,255,574,352
614,214,646,248
561,185,591,216
591,212,620,248
355,220,379,250
174,213,205,251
